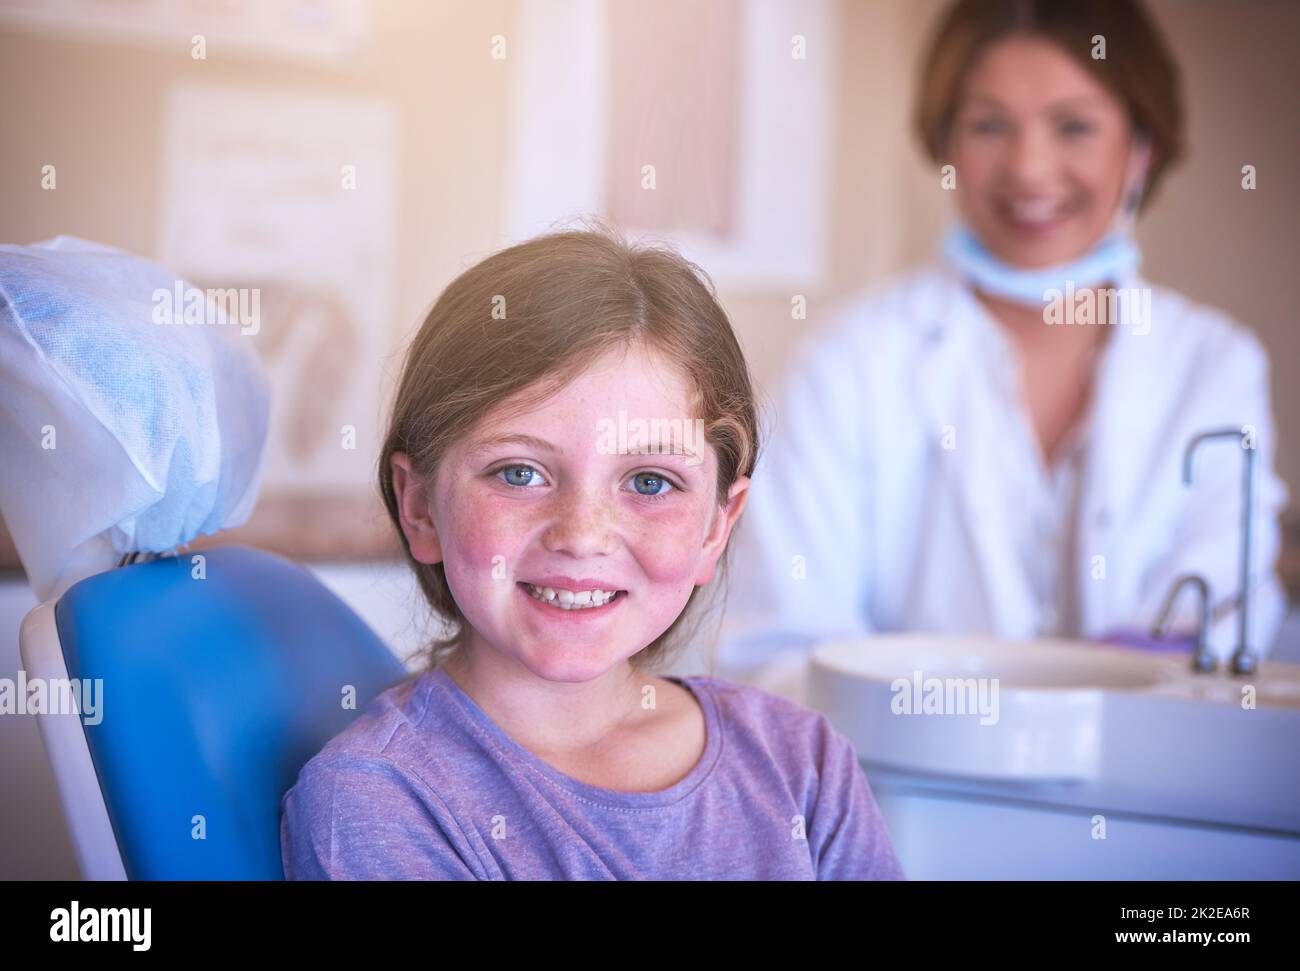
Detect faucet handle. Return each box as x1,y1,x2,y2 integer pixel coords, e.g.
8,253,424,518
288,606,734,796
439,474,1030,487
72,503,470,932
1202,590,1260,676
1151,574,1217,673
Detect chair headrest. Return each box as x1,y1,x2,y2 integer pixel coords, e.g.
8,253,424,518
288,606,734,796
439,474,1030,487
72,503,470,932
0,236,270,602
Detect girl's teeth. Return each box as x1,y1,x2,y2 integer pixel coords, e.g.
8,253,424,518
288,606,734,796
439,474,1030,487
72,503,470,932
525,583,618,610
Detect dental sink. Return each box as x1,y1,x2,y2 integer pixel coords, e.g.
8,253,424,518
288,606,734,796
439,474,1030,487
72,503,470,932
815,634,1182,690
1255,676,1300,708
806,633,1300,841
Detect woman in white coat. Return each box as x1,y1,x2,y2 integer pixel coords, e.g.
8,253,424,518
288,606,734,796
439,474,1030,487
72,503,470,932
716,0,1287,693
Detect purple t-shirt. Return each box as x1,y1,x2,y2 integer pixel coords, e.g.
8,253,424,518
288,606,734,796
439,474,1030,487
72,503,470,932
280,666,906,880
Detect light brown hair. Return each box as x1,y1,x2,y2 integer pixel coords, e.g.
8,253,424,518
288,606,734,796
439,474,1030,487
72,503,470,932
915,0,1185,211
377,219,760,674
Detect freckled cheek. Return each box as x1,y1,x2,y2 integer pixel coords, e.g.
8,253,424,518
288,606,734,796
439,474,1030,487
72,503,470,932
438,490,531,596
621,509,711,587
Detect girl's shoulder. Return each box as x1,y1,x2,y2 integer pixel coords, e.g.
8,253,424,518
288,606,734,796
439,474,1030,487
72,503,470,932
684,674,851,765
295,667,470,778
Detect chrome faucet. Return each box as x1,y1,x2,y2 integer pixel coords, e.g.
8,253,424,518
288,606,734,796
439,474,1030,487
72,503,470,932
1180,428,1259,676
1151,574,1216,672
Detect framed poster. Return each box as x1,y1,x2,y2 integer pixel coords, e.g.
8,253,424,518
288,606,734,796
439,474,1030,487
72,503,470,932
157,82,400,559
504,0,838,289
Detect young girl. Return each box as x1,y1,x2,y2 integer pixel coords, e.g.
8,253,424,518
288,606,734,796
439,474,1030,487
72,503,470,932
279,225,905,880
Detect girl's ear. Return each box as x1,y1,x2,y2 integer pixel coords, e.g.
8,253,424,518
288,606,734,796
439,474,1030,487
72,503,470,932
693,476,751,587
390,451,444,565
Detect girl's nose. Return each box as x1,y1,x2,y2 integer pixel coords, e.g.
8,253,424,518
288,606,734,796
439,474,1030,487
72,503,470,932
540,490,618,558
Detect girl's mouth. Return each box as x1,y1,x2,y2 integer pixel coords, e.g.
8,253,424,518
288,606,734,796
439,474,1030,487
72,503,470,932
517,581,627,614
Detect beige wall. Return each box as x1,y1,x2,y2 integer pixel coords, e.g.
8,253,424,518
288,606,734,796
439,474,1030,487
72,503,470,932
1139,0,1300,510
0,0,1296,528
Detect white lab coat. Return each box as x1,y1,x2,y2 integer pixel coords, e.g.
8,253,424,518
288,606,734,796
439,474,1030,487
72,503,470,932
714,263,1288,691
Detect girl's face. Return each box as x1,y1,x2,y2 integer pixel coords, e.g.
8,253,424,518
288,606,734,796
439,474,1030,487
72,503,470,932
392,344,749,684
950,34,1144,268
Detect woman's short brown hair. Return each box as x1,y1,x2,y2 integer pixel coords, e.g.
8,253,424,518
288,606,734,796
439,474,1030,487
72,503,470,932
915,0,1185,211
377,219,760,674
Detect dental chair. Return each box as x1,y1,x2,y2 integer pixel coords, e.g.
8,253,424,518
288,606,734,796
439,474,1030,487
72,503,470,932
18,544,408,880
3,237,409,879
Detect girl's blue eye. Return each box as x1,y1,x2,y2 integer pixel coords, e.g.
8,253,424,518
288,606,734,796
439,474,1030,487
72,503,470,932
493,465,676,499
629,472,674,499
497,464,546,488
1057,118,1093,137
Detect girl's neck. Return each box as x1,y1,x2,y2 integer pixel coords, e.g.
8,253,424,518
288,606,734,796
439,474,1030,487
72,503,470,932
441,646,652,757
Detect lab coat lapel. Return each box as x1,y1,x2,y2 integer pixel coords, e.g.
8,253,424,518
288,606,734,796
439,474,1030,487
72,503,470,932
1075,272,1163,634
906,270,1039,636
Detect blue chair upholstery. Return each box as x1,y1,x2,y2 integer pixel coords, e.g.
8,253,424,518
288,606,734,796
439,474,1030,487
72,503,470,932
52,545,409,879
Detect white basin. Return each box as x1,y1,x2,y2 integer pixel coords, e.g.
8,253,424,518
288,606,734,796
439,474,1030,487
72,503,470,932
814,634,1182,690
804,633,1300,875
807,633,1300,829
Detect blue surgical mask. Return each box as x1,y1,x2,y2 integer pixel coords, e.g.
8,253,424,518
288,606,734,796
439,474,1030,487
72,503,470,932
940,136,1150,306
941,226,1140,306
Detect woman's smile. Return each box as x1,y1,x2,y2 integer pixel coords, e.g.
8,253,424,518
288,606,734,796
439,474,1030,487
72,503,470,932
992,193,1082,240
